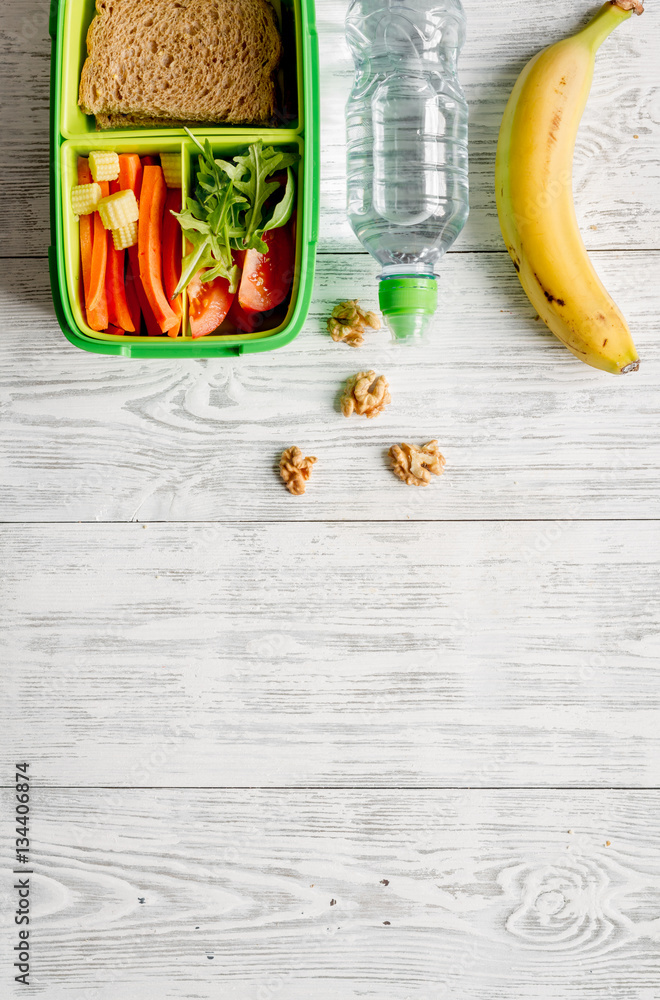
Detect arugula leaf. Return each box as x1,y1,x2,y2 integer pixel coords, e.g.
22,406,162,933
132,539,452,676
263,168,296,234
220,141,297,250
171,130,299,297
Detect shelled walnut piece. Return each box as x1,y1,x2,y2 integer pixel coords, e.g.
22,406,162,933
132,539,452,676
341,371,391,419
389,440,446,487
327,300,381,347
279,447,317,495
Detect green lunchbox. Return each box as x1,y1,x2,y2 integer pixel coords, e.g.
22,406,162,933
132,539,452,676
49,0,320,357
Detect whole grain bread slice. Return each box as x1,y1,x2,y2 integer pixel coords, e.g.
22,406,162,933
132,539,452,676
79,0,282,128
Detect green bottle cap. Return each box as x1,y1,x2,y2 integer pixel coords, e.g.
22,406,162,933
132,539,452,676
378,276,437,341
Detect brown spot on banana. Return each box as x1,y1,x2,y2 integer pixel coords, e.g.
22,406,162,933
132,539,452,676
550,111,562,136
540,285,565,307
505,243,522,273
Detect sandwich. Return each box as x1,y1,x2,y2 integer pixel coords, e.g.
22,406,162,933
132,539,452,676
79,0,282,129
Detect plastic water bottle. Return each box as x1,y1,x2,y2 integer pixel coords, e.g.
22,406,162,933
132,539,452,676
345,0,469,340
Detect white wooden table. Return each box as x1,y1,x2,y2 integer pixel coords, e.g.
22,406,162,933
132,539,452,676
1,1,660,996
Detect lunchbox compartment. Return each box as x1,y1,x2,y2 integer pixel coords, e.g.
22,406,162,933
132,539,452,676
180,134,304,342
60,0,302,139
62,134,184,344
62,133,304,345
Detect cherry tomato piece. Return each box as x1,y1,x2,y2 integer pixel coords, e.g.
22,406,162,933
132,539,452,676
187,273,235,339
238,225,295,315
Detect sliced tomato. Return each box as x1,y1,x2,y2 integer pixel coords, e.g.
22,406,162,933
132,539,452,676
238,224,295,315
227,296,259,333
187,273,235,339
267,170,287,190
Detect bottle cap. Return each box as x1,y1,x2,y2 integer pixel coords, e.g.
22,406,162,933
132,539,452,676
378,276,437,341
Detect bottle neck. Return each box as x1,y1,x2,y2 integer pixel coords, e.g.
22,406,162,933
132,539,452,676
378,273,438,342
380,263,436,279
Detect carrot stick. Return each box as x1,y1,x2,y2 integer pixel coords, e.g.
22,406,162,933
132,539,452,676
106,243,133,333
80,215,94,304
162,187,183,337
77,157,92,187
118,154,143,201
76,165,107,331
105,178,135,333
127,254,161,338
87,180,109,316
116,154,162,336
138,166,179,336
116,155,143,334
124,257,142,335
77,157,94,309
86,271,108,331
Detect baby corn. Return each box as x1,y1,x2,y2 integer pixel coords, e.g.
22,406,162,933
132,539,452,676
98,189,139,231
89,150,120,182
111,222,138,251
71,182,102,216
160,153,182,188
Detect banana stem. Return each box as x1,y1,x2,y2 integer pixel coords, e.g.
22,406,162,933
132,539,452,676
578,2,642,51
612,0,643,13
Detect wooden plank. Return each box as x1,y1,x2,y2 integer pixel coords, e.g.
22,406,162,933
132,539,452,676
3,521,659,787
1,0,658,256
1,787,658,997
0,0,51,257
1,253,658,522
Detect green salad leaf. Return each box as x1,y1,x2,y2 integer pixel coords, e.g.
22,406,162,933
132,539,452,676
217,143,297,253
172,130,298,297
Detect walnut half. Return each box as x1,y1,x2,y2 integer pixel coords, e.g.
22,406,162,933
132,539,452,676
389,440,446,487
341,371,391,419
327,300,381,347
279,447,317,496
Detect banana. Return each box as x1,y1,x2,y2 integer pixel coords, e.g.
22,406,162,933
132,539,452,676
495,1,643,374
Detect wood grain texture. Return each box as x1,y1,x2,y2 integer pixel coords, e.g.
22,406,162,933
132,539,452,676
3,521,659,787
0,0,51,257
0,0,658,256
1,253,658,522
1,1,659,994
1,788,659,998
